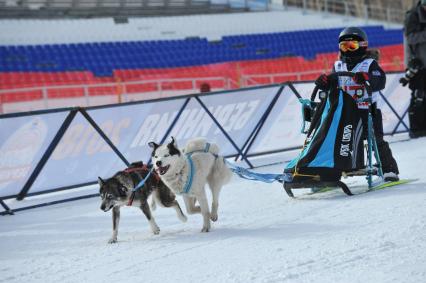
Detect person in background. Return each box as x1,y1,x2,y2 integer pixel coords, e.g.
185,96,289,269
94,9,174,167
402,0,426,137
200,82,211,93
314,27,399,182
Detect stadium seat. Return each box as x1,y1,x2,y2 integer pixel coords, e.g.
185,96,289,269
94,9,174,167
0,25,404,105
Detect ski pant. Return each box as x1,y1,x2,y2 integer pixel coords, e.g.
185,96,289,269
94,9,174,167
408,70,426,137
358,107,399,174
409,90,426,137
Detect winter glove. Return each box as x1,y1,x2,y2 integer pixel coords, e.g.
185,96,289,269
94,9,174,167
303,104,312,122
399,76,409,87
353,72,369,85
315,74,332,91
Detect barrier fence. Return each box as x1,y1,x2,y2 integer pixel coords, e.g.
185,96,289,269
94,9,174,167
0,73,411,215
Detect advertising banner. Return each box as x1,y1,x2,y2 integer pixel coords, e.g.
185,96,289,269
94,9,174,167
378,73,411,134
30,85,281,193
247,85,307,154
189,86,281,155
31,99,187,193
0,112,69,198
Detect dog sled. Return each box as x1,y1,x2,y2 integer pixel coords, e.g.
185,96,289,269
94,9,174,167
282,71,384,197
227,71,400,197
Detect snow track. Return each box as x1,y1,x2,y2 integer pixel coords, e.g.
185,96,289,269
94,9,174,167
1,137,426,283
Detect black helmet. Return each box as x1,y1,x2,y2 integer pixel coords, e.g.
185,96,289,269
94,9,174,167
338,27,368,65
339,27,368,42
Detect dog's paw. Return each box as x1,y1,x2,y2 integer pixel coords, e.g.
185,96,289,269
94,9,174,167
201,226,210,233
180,215,188,223
152,227,160,235
210,213,218,222
108,238,118,244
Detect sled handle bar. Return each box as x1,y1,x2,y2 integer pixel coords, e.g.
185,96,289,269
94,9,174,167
310,71,372,102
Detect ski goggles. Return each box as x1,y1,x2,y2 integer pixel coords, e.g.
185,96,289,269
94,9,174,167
339,40,368,52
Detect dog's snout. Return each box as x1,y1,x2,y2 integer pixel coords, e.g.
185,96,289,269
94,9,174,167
156,160,162,167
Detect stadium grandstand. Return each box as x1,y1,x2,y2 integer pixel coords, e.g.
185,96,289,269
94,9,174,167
0,0,412,113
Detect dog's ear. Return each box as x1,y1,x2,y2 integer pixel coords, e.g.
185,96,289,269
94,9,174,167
98,177,105,186
167,136,181,156
169,136,177,147
148,142,159,150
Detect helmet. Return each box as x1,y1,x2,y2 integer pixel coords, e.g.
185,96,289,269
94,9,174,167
338,27,368,65
339,27,368,42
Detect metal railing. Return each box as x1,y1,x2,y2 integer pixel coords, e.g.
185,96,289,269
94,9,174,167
0,76,238,113
241,69,323,85
240,60,405,86
0,59,406,114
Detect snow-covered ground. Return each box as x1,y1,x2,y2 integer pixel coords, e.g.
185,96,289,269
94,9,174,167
1,135,425,283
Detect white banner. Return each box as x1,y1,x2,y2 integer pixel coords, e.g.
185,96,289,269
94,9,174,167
0,112,69,198
378,73,411,134
32,99,188,193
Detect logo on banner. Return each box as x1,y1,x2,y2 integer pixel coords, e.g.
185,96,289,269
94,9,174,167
340,125,352,157
130,100,260,148
0,117,47,189
52,118,131,160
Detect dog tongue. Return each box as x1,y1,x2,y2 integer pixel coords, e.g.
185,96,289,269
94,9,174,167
158,165,169,175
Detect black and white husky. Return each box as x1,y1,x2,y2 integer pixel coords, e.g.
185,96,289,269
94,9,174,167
149,137,233,232
98,162,187,243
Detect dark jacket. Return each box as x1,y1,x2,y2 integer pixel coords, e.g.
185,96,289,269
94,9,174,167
334,50,386,93
404,2,426,66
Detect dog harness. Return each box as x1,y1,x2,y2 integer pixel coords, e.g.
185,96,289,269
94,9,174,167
182,154,195,194
124,163,159,206
181,143,218,195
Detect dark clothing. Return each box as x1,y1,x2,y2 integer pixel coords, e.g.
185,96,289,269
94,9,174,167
362,60,386,92
333,56,387,92
404,2,426,137
408,87,426,137
333,53,398,174
407,66,426,91
404,2,426,66
358,108,399,174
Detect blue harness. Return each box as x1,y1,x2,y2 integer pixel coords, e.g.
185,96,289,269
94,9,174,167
132,167,155,192
224,160,285,183
185,142,284,188
133,142,284,196
181,143,217,194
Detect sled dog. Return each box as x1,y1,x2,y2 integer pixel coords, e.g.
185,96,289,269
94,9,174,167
98,162,187,243
149,137,233,232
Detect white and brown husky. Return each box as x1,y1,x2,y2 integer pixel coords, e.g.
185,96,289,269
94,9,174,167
149,137,232,232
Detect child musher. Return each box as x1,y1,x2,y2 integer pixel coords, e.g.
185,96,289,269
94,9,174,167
314,27,399,181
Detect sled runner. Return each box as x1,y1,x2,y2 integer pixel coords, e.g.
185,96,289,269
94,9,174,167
305,178,418,196
283,71,384,197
